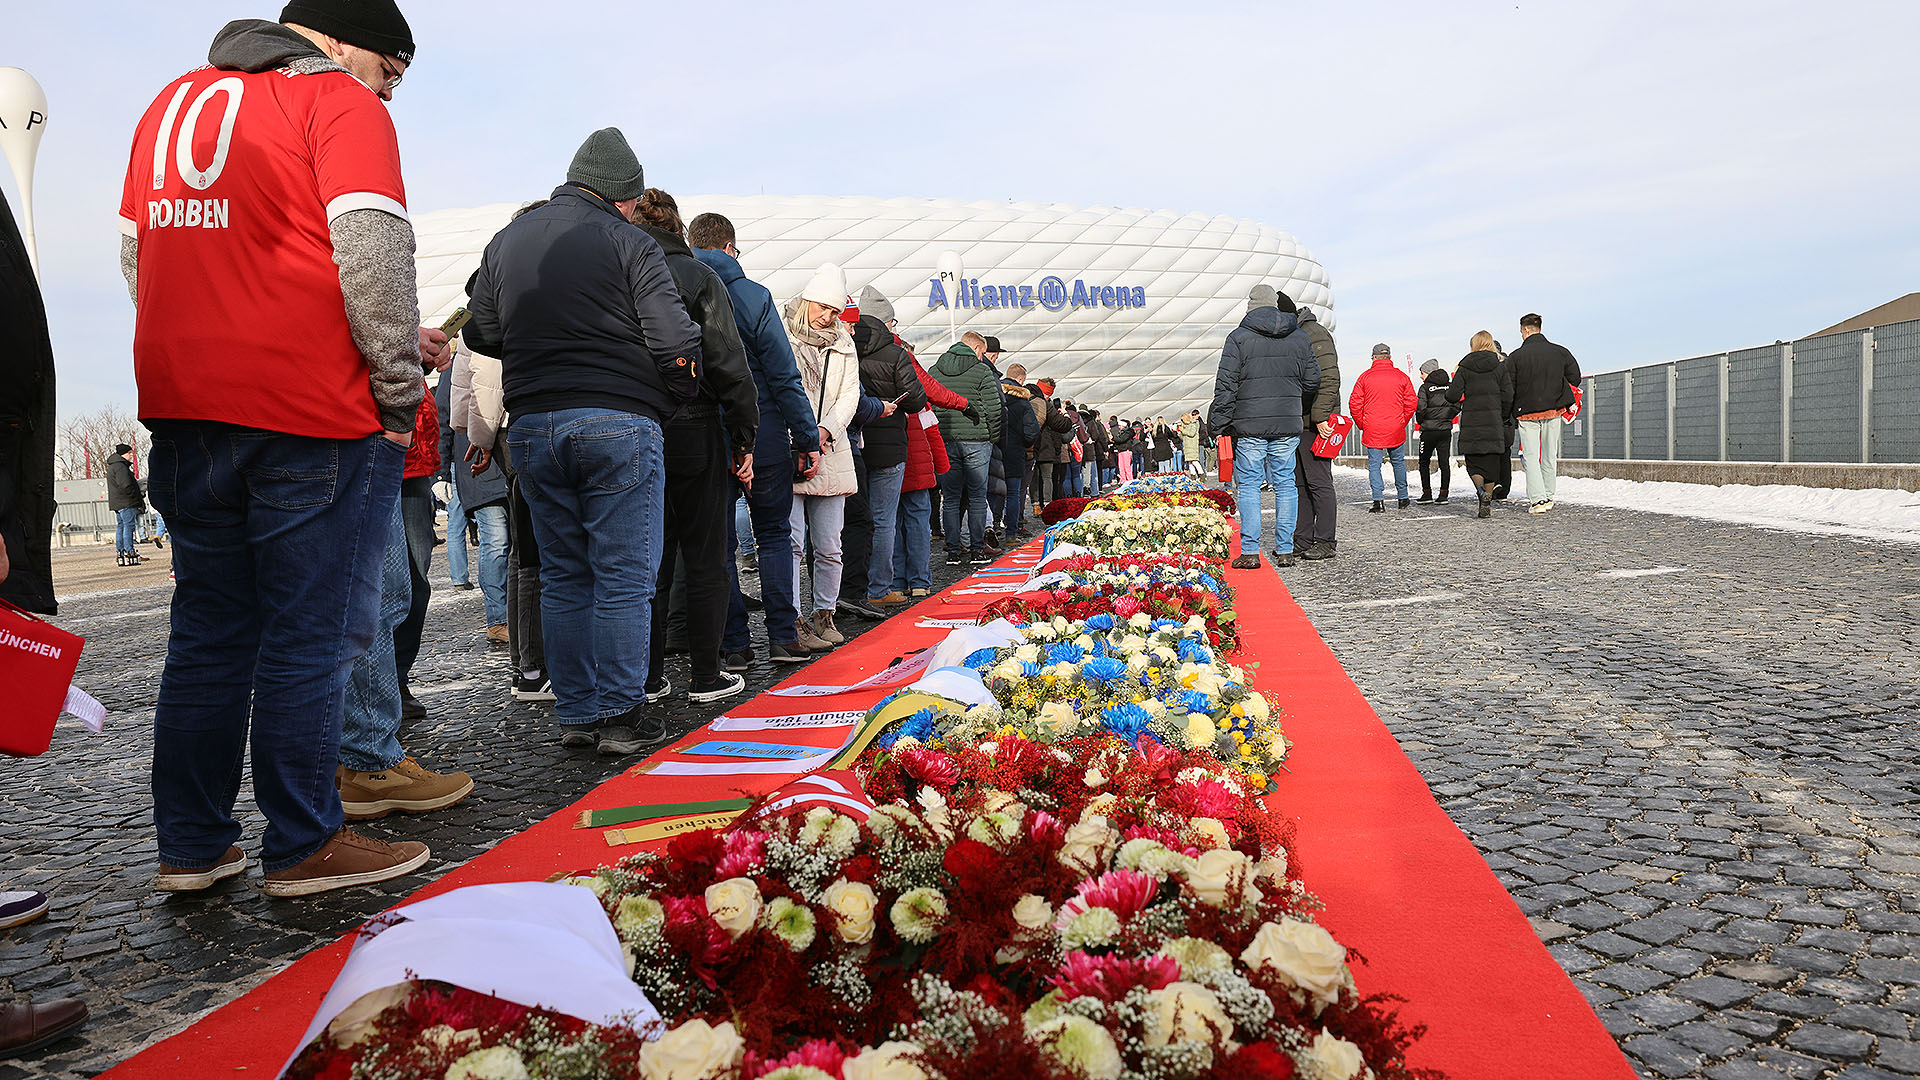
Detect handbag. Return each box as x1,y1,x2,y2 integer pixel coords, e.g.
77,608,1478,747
0,598,86,757
1310,413,1354,459
1561,384,1584,423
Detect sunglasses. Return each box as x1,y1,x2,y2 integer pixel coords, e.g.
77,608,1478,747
377,55,405,92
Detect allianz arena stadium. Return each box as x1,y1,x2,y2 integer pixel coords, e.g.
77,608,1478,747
413,196,1334,420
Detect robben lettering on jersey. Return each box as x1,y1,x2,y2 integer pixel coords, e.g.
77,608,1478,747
119,57,410,439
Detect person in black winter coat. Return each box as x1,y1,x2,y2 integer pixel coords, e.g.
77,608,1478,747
1445,332,1515,519
106,446,147,566
848,298,927,606
0,189,57,612
1209,304,1321,568
632,190,758,705
1507,314,1582,512
1414,361,1459,503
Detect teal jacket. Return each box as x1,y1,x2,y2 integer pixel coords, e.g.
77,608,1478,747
929,343,1002,444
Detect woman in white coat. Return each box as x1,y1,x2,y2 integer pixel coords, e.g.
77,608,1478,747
785,264,861,650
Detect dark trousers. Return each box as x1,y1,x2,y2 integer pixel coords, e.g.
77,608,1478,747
651,410,731,685
1419,432,1452,496
505,472,545,678
395,476,436,687
839,452,873,603
1003,456,1026,535
1292,443,1336,549
725,428,799,650
1491,424,1515,498
147,422,399,871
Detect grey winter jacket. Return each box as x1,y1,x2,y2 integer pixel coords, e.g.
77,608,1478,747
1208,307,1321,439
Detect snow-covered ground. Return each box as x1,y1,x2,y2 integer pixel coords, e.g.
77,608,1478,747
1331,465,1920,545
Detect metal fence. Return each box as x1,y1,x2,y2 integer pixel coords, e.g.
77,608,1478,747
1559,318,1920,464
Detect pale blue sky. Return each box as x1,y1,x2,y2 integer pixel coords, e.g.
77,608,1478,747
8,0,1918,418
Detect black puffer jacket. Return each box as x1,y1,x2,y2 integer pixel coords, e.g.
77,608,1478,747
1507,332,1582,415
1445,351,1513,455
1415,370,1458,435
465,184,704,427
106,457,145,511
850,314,926,472
0,189,55,613
636,224,758,453
1208,306,1321,439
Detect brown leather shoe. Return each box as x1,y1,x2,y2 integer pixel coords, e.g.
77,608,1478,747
262,827,430,898
870,591,911,606
154,846,248,893
486,624,509,646
1231,554,1262,570
0,997,88,1058
337,757,474,820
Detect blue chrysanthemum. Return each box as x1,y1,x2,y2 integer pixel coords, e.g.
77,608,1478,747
1081,657,1128,683
1177,690,1214,714
876,706,940,750
1021,661,1043,678
1101,702,1152,740
1045,642,1085,665
963,647,1000,670
1151,618,1182,631
1084,613,1116,631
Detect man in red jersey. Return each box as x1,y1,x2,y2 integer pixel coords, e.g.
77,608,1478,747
118,1,451,898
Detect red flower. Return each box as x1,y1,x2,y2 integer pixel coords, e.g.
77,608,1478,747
1183,778,1243,819
1221,1041,1297,1079
1050,951,1181,1002
897,746,960,791
750,1039,847,1078
1113,595,1144,618
666,829,726,868
943,839,1001,888
1070,869,1159,920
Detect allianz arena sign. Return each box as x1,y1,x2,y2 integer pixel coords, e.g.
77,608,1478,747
413,195,1333,418
929,275,1149,311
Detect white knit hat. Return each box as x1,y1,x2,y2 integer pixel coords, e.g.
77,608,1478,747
801,263,848,310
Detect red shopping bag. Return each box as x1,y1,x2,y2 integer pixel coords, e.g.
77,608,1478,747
1310,413,1353,458
1561,384,1584,423
1217,436,1233,484
1069,438,1084,462
0,599,85,757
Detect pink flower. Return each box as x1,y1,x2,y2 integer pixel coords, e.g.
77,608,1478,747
897,746,960,791
1183,778,1242,819
1028,810,1063,844
716,831,767,878
1073,869,1159,920
1133,736,1181,774
1113,595,1145,618
750,1038,846,1077
1050,951,1181,1002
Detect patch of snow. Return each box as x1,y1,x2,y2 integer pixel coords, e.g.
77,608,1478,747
1597,566,1689,579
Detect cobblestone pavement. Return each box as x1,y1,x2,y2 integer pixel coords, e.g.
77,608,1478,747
0,532,990,1078
1281,468,1920,1080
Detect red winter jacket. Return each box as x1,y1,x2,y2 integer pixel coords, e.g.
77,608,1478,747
903,410,950,492
1347,358,1418,449
404,379,442,478
912,356,969,412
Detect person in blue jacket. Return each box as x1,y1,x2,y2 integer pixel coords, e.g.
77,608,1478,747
689,213,822,667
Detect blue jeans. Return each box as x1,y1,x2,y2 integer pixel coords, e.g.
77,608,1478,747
734,495,756,558
1003,462,1025,536
506,409,664,727
892,487,932,592
1367,445,1409,501
939,439,992,555
115,507,141,555
1172,448,1184,473
340,494,409,772
146,423,401,872
445,476,471,585
470,504,509,625
865,463,906,599
726,426,799,650
1233,435,1301,555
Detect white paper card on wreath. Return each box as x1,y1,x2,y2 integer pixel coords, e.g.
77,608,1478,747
765,649,934,697
915,618,980,629
709,709,864,731
279,882,660,1078
645,751,838,776
923,618,1023,672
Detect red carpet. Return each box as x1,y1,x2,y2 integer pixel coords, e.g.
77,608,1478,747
103,536,1632,1080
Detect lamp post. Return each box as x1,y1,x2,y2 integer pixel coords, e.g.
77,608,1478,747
0,67,48,280
935,250,963,350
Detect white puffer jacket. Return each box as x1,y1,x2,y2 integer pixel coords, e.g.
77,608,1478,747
790,318,861,498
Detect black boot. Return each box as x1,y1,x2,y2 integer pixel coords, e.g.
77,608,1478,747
1397,498,1410,509
1436,491,1449,505
1416,492,1433,503
1369,500,1384,513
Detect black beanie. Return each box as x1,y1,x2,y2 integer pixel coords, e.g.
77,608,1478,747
282,0,416,62
114,443,133,455
1273,290,1298,314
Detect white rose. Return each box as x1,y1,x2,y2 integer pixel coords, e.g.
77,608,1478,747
843,1042,930,1080
1036,700,1080,738
638,1019,745,1080
703,878,762,939
1012,893,1053,931
1081,793,1118,821
1184,848,1259,908
1240,918,1355,1009
445,1046,530,1080
1029,1015,1123,1080
1142,982,1232,1047
1014,644,1042,664
822,879,879,945
1254,849,1289,882
1305,1030,1366,1080
1128,612,1152,630
1083,766,1107,788
1188,817,1230,850
1059,819,1118,874
990,660,1025,683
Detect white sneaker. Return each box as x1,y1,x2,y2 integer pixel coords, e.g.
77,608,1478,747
1528,500,1554,514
